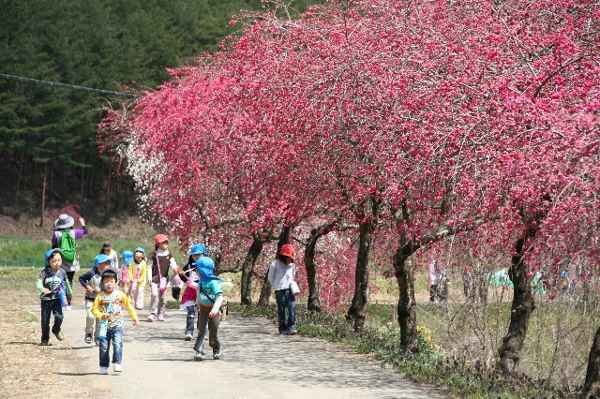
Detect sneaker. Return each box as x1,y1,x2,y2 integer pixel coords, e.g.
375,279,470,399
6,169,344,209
184,333,193,341
147,314,157,322
213,350,222,360
194,351,205,361
84,334,93,344
40,341,52,347
286,326,298,335
53,330,64,341
157,314,166,322
99,367,109,375
113,363,123,373
65,305,72,311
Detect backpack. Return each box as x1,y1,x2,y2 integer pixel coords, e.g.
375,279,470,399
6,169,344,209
58,230,76,263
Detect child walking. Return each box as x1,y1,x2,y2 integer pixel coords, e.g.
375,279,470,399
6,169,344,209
127,247,148,310
92,269,138,374
37,248,72,346
194,256,224,361
79,254,112,344
267,244,298,335
148,234,178,321
100,242,119,270
119,250,134,293
51,214,87,307
179,243,206,340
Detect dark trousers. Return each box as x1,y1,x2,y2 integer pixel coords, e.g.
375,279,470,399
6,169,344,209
41,299,63,343
275,289,296,333
185,305,197,335
66,271,75,305
194,306,220,353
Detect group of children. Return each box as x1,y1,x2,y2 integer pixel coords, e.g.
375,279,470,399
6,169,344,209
36,214,300,374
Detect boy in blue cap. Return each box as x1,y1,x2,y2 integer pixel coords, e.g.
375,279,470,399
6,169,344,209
79,254,112,344
193,256,224,361
36,248,72,346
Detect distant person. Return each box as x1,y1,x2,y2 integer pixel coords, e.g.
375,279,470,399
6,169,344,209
148,234,178,322
119,250,134,294
428,259,441,303
127,247,149,310
99,242,119,270
79,254,112,344
36,248,71,346
193,256,224,360
51,213,87,307
267,244,299,335
92,269,138,375
179,243,206,341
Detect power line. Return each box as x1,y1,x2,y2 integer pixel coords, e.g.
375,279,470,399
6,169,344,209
0,72,137,98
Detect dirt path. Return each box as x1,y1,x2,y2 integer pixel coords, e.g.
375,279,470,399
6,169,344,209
52,304,445,399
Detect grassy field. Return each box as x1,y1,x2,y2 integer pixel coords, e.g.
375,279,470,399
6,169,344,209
0,235,185,268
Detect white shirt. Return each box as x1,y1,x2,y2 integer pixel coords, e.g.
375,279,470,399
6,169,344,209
267,259,296,291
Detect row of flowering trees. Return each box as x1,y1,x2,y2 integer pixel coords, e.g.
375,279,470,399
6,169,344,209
100,0,600,393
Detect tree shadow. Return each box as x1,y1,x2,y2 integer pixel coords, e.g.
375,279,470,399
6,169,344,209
55,371,101,376
7,341,39,346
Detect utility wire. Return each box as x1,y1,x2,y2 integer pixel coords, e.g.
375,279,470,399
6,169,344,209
0,72,137,98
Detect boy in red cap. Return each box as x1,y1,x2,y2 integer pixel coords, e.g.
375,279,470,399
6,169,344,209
267,244,299,335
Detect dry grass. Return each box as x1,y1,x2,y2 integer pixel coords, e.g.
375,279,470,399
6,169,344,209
0,268,95,399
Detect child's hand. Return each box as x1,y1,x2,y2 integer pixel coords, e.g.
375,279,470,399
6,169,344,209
79,217,86,226
41,288,52,295
132,319,139,327
209,311,219,319
85,285,94,294
102,314,111,320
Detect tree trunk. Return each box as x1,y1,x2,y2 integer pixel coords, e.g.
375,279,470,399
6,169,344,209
346,220,374,332
498,228,537,374
394,238,419,352
583,326,600,398
240,235,264,305
39,163,48,227
257,272,271,307
304,222,336,312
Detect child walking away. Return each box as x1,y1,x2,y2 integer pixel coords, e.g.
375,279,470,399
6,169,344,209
179,243,206,340
52,214,87,307
119,250,134,293
79,254,112,344
128,248,148,310
194,257,224,361
37,249,72,346
148,234,178,322
100,242,119,270
92,269,138,375
267,244,298,335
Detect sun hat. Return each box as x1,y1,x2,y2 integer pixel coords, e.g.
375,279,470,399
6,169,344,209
54,214,74,230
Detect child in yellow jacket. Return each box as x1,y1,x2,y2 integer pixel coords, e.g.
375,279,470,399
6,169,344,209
127,247,148,310
92,269,138,375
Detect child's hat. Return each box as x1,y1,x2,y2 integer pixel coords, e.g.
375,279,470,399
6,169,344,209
122,250,134,264
44,248,63,264
54,214,74,230
95,254,111,266
134,247,145,254
154,234,168,245
189,243,207,256
278,244,295,260
101,268,118,280
194,257,219,281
